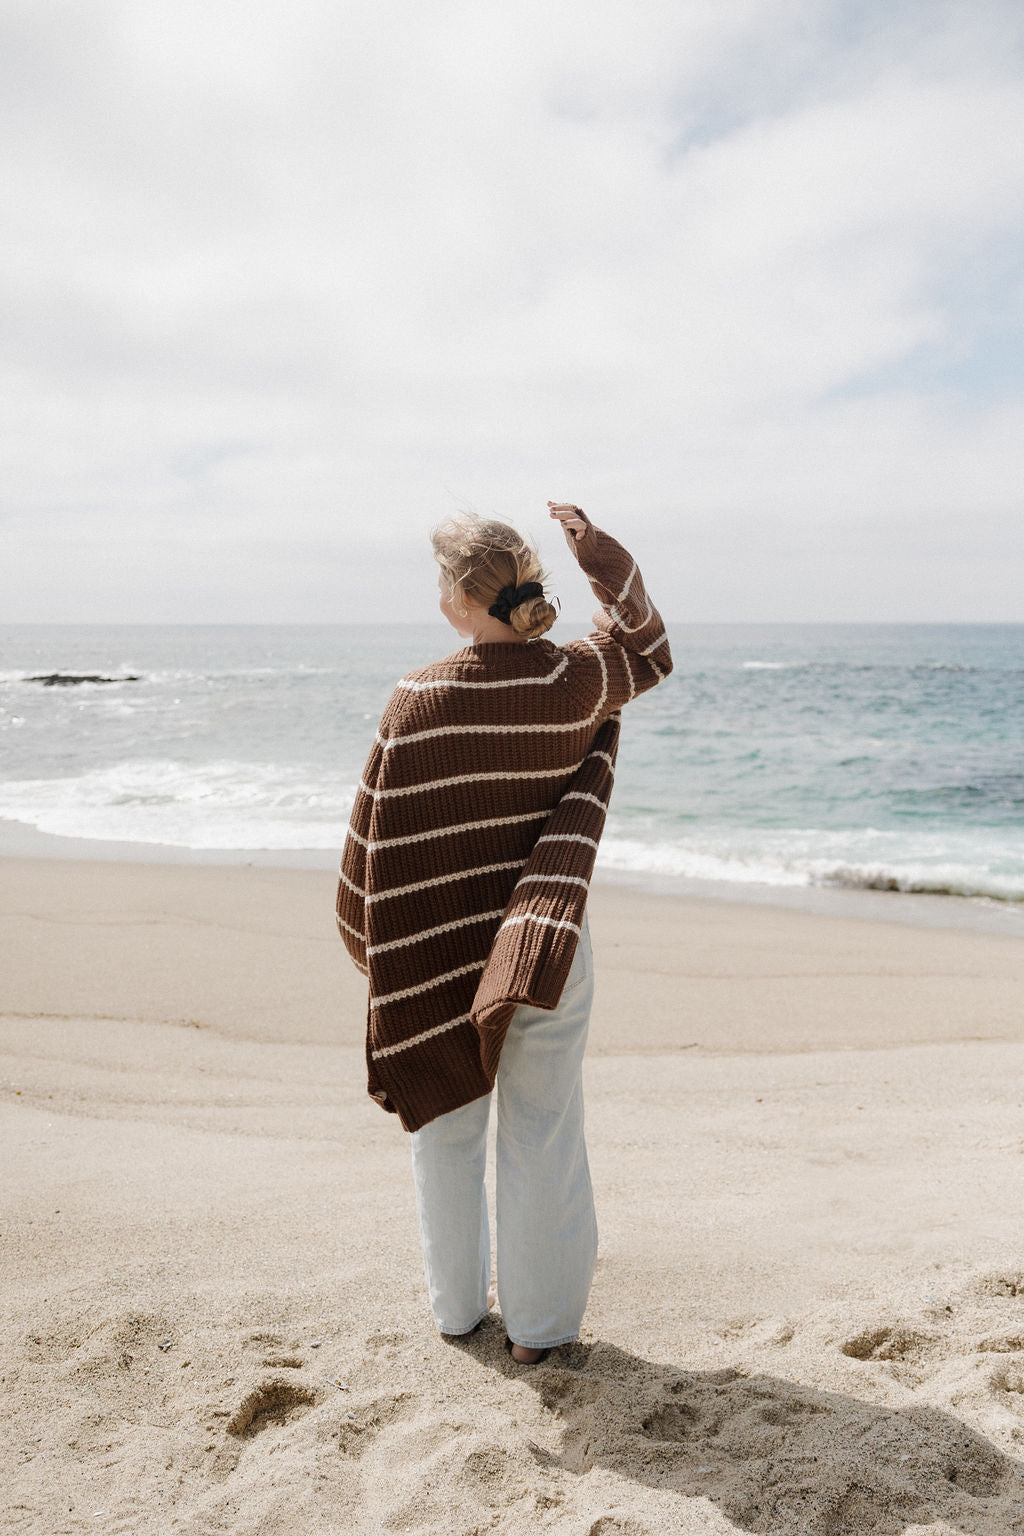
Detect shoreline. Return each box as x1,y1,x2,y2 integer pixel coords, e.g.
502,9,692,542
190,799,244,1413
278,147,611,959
2,813,1022,938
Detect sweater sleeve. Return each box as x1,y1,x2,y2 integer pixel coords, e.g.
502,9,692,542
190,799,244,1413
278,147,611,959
335,691,401,975
562,511,673,710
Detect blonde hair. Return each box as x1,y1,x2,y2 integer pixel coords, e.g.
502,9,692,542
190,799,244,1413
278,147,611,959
431,514,558,640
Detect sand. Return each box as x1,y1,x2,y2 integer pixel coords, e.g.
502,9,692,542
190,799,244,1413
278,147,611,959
3,855,1024,1535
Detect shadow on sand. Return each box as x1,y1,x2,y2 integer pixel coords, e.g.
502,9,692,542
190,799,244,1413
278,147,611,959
445,1324,1024,1535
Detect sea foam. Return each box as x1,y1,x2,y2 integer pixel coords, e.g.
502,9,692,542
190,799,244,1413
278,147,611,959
0,760,357,850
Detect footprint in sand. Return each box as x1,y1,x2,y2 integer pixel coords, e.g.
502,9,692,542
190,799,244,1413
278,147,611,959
225,1375,319,1438
540,1373,609,1415
531,1369,614,1474
840,1279,1024,1392
22,1327,84,1365
840,1324,941,1365
367,1329,410,1346
978,1333,1024,1353
336,1392,415,1460
239,1329,309,1370
990,1362,1024,1395
337,1401,534,1530
643,1367,824,1448
980,1272,1024,1299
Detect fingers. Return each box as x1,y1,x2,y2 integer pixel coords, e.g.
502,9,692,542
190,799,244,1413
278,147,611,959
547,501,587,540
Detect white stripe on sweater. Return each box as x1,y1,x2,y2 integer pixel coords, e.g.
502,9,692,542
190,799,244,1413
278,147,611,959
336,915,364,942
396,653,569,691
364,859,523,903
616,560,637,603
361,762,580,800
377,717,588,749
366,908,504,956
499,912,582,938
370,959,487,1010
624,651,637,701
337,867,365,898
514,872,591,891
563,791,609,812
608,593,654,634
534,833,600,851
371,1012,471,1060
368,809,548,852
340,836,367,867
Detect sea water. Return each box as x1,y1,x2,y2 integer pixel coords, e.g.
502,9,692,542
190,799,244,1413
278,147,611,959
1,622,1022,911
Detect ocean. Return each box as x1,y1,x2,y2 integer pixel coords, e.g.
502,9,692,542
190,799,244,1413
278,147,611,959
1,622,1022,920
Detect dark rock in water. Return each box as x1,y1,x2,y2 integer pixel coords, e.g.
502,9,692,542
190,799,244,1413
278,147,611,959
27,673,140,687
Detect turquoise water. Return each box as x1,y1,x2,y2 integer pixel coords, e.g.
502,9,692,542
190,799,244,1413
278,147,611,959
1,622,1022,904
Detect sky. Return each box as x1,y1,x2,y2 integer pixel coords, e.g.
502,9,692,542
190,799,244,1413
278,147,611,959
2,0,1023,624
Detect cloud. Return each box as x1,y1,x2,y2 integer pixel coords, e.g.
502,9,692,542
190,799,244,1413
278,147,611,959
1,0,1022,621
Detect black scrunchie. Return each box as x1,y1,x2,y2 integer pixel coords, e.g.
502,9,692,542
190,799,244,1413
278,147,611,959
488,581,544,625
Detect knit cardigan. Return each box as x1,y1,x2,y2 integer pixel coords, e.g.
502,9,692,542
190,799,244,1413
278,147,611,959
336,513,673,1132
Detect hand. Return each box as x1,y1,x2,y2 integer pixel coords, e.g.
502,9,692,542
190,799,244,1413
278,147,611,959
547,501,588,541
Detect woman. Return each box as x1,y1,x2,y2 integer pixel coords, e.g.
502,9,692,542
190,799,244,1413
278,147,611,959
337,501,672,1363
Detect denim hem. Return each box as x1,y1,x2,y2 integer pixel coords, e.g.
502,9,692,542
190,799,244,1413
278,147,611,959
438,1311,488,1337
506,1331,579,1349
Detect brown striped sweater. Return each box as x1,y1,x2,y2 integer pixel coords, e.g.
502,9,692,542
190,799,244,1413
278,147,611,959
336,512,673,1132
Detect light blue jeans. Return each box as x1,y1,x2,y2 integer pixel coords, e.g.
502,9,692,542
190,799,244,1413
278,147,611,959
409,914,598,1349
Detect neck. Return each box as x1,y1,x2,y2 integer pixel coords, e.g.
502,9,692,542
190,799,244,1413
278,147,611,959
466,617,530,645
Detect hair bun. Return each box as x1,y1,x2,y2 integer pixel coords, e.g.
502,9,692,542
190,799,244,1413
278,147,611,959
488,581,544,625
510,594,558,639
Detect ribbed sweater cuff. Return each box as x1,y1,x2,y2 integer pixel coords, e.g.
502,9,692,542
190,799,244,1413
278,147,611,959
472,918,576,1025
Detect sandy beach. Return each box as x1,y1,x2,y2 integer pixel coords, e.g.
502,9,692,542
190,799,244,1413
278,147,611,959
4,855,1024,1535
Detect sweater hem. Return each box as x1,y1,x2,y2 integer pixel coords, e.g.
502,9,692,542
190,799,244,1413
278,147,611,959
392,1078,494,1134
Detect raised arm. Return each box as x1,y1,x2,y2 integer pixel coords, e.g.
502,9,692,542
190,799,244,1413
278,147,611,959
549,501,673,704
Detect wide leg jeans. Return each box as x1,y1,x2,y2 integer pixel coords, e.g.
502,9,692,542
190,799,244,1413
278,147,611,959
408,914,598,1349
